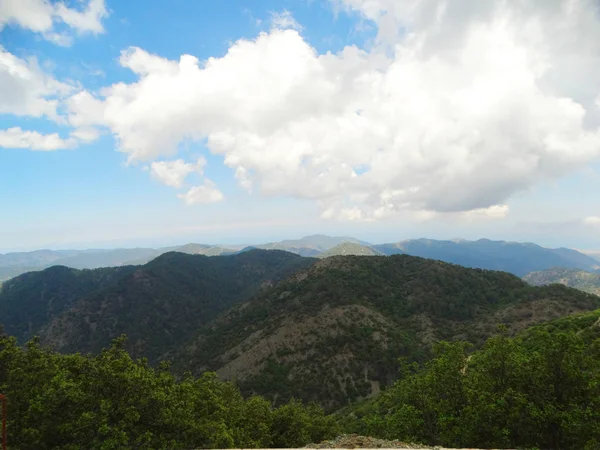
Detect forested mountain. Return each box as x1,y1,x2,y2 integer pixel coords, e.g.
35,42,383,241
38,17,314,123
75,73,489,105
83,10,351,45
35,250,315,362
0,265,137,342
2,249,600,448
523,267,600,295
2,236,597,283
176,254,600,410
373,238,600,276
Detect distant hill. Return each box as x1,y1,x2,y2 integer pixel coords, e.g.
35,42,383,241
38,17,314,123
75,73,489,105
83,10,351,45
0,249,76,268
49,248,163,270
373,238,600,276
2,236,598,283
171,243,237,256
580,249,600,264
249,234,371,256
31,250,315,363
0,244,238,282
176,254,600,410
523,267,600,296
317,242,384,258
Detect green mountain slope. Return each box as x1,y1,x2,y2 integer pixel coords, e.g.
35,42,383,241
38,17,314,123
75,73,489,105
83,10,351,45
39,250,315,363
0,265,136,342
340,308,600,449
177,254,600,410
523,267,600,295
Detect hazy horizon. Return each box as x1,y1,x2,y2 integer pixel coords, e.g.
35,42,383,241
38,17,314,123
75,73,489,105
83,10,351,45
2,232,600,255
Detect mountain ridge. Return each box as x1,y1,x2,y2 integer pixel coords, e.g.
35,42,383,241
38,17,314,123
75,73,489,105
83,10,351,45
2,235,599,283
175,254,600,410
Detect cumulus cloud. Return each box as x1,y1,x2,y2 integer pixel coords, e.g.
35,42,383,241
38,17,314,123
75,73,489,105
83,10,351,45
0,127,76,151
178,180,224,205
0,0,108,44
66,0,600,218
0,46,74,120
150,157,206,188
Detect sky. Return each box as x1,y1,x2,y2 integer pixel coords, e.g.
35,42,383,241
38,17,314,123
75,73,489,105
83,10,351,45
1,0,600,252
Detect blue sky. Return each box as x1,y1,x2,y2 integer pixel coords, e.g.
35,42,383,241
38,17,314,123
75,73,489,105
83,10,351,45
1,0,600,252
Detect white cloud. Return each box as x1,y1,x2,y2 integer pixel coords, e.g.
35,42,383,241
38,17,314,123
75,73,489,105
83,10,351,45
150,157,206,188
270,10,303,31
0,46,74,120
178,180,224,205
0,127,76,151
584,216,600,226
463,205,510,221
0,0,108,43
66,0,600,220
70,127,100,143
0,0,53,33
55,0,107,34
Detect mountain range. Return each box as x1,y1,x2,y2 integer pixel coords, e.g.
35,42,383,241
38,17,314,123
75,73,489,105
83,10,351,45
2,248,599,411
2,235,599,283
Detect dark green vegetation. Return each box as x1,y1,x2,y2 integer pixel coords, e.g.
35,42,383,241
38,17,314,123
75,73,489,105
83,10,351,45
2,247,600,449
523,267,600,295
178,254,600,410
0,265,137,342
0,332,339,450
343,310,600,449
3,310,600,449
0,250,315,363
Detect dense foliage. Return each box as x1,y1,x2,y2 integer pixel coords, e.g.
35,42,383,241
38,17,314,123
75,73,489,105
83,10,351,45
0,250,315,364
344,312,600,449
0,330,338,450
0,265,137,342
183,255,600,409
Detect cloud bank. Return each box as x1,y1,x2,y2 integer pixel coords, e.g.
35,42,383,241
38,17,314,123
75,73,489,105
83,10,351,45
7,1,600,218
